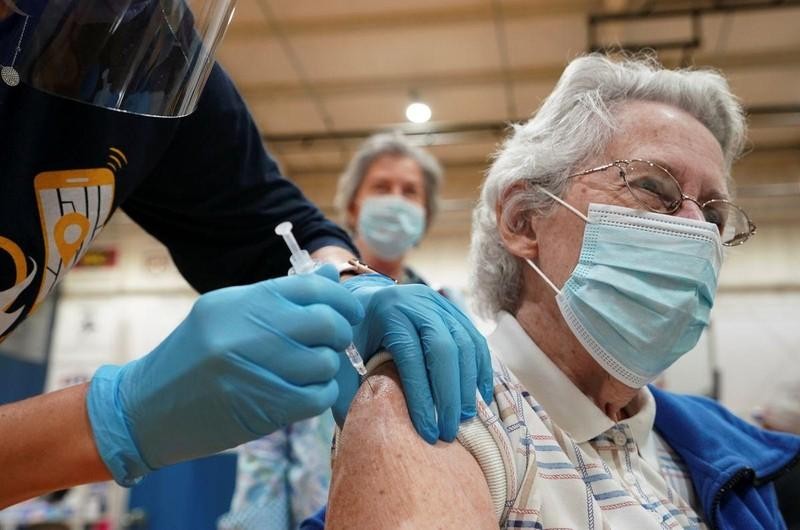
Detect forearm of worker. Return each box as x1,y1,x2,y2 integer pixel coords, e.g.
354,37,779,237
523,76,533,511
0,383,111,508
311,245,356,264
311,245,367,281
326,363,496,529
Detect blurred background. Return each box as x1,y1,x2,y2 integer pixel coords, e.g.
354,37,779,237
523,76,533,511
1,0,798,529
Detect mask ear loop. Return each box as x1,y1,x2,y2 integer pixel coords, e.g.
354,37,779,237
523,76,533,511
538,187,589,222
522,187,591,296
524,257,561,295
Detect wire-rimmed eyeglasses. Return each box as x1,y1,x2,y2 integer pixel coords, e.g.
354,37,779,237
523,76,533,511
569,159,757,246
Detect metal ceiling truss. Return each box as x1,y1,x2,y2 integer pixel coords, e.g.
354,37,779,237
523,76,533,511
262,105,800,149
587,0,800,55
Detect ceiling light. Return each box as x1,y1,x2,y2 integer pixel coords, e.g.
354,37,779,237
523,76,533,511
406,101,432,124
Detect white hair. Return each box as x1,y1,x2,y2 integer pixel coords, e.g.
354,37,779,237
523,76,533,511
334,131,444,232
469,53,747,319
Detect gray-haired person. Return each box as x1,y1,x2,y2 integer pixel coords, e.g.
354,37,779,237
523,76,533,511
334,131,444,286
323,54,799,530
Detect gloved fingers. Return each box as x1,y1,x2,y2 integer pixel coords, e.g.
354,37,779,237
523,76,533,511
405,306,461,442
285,378,340,421
250,339,342,386
342,273,396,292
265,271,364,325
280,303,355,352
311,262,340,282
440,312,478,421
254,377,340,430
381,311,439,444
436,298,494,406
216,363,340,435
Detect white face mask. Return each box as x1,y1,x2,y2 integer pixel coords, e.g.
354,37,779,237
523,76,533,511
357,195,425,260
526,190,723,388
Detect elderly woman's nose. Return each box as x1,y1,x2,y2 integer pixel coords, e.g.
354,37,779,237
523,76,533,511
674,199,705,222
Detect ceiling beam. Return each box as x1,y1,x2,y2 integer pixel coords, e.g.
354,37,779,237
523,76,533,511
589,0,800,22
587,1,800,57
238,64,562,101
283,159,494,177
226,0,594,40
238,48,800,101
263,107,800,149
278,142,800,178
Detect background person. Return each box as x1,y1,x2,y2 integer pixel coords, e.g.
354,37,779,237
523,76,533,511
323,54,800,530
335,131,443,285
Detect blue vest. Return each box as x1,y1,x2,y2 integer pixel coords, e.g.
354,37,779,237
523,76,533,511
302,388,800,529
651,387,800,530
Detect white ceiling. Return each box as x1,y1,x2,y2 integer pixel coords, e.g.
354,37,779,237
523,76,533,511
215,0,800,224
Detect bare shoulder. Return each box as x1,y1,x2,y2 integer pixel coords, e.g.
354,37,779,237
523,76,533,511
326,362,497,530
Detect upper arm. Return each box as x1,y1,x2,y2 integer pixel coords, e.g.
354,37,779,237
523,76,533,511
326,362,497,530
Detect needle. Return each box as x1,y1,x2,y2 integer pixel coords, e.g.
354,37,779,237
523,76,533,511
275,221,374,395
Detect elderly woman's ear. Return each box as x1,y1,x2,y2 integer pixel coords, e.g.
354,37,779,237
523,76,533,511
495,182,539,260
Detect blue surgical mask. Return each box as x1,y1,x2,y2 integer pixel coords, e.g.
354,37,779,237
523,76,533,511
526,194,723,388
357,195,425,260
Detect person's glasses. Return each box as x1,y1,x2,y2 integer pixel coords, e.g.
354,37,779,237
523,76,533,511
569,159,757,246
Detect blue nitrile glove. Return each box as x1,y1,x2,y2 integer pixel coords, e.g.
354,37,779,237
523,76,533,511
86,265,363,486
332,274,493,444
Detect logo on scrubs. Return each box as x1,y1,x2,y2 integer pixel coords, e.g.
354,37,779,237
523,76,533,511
0,148,122,340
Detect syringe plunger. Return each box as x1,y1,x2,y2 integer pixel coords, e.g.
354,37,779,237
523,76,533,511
275,221,315,274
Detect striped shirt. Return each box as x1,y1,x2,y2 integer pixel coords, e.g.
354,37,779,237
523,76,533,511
457,312,706,529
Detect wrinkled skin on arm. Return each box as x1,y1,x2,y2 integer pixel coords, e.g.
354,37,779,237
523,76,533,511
327,362,497,529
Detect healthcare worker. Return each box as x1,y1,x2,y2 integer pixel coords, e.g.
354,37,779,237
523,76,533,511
0,0,493,508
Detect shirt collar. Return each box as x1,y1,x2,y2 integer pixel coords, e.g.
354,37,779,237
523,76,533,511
488,310,655,444
624,385,657,446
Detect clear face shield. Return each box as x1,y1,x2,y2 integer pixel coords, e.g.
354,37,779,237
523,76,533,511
2,0,237,117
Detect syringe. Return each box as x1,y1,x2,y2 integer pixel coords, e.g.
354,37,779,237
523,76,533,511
275,221,374,394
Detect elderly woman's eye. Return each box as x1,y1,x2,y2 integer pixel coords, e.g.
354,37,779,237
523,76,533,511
704,207,726,232
632,176,664,195
627,174,678,211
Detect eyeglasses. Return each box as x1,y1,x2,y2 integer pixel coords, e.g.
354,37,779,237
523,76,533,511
569,159,757,246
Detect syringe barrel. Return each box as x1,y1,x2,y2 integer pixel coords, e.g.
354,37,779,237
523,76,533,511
290,250,316,275
345,344,368,377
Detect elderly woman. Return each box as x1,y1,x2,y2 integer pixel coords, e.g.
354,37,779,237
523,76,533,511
320,55,800,530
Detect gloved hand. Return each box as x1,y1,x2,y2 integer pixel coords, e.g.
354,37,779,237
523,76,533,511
86,265,363,486
333,274,493,444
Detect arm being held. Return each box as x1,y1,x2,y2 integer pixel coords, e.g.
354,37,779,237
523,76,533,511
327,361,496,530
